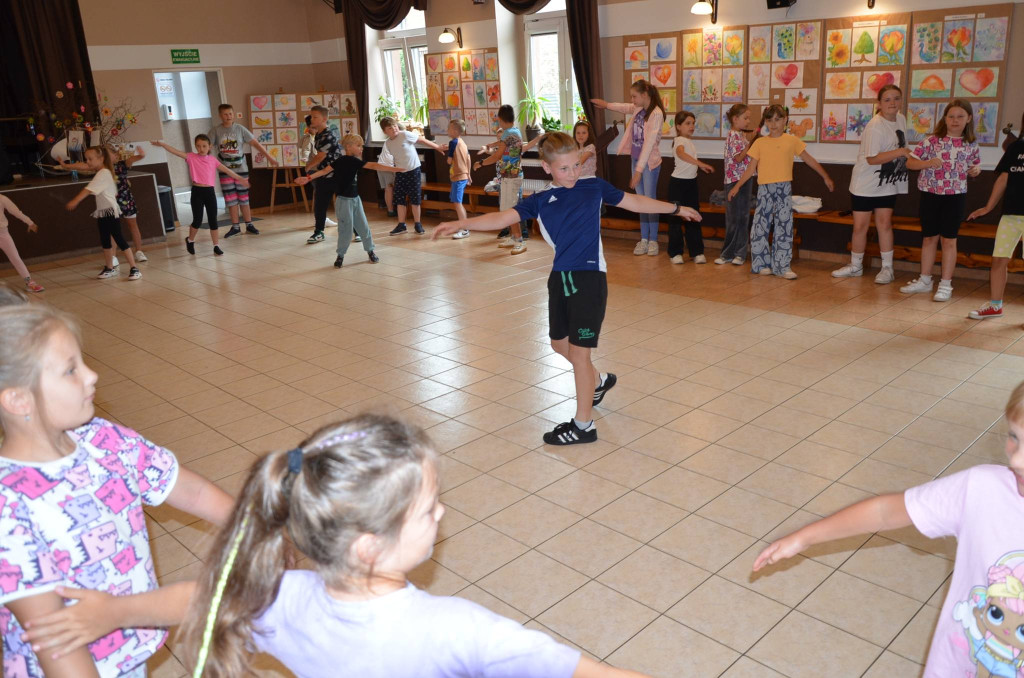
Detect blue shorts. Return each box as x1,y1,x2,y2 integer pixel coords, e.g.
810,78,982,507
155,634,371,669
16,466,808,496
450,179,467,204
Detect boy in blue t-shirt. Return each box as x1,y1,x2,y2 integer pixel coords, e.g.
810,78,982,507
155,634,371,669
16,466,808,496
435,132,700,445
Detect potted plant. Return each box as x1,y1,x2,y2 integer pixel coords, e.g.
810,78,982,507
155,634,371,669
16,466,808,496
540,114,561,134
373,94,401,123
414,92,433,140
518,78,548,141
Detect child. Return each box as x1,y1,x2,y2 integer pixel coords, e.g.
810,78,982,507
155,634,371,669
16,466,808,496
377,122,403,219
444,119,472,239
668,111,713,265
900,100,982,301
472,104,527,254
0,296,234,677
62,145,150,262
306,105,343,244
208,103,277,238
0,194,44,292
728,105,834,279
65,147,142,281
182,413,652,678
592,80,666,256
383,116,444,237
967,127,1024,319
152,136,250,257
434,133,700,445
296,134,401,267
524,120,598,178
717,104,757,266
832,85,910,283
754,380,1024,677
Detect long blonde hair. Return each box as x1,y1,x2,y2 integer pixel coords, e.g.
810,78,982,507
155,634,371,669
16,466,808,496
181,414,436,678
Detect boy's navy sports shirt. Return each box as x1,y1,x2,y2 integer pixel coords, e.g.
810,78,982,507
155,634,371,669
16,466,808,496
514,177,625,272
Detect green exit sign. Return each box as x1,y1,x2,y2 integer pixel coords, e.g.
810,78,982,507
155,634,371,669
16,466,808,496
170,48,200,64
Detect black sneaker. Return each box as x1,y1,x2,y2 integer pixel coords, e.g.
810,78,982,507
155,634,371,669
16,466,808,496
593,373,617,407
186,240,195,255
414,223,425,234
225,225,242,238
334,256,344,268
213,246,224,256
389,224,407,236
307,231,325,244
543,420,597,446
246,223,260,235
497,227,510,239
368,251,379,263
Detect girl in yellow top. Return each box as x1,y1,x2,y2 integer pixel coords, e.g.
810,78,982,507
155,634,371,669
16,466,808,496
728,105,834,279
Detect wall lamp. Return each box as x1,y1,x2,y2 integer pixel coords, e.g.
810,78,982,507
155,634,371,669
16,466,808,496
439,27,463,49
867,0,876,7
691,0,717,24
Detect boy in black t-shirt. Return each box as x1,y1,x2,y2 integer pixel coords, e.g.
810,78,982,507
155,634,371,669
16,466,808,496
298,134,404,267
434,133,700,446
967,138,1024,320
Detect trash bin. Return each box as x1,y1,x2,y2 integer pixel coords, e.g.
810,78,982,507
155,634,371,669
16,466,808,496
157,185,176,232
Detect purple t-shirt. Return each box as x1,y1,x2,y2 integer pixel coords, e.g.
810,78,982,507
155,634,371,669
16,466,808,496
630,109,647,163
254,571,580,678
905,464,1024,677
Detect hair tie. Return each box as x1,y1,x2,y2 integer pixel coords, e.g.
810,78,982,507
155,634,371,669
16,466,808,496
287,447,303,475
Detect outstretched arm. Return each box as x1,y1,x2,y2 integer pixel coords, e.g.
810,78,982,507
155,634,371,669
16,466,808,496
675,146,714,174
969,173,1008,220
798,151,834,192
150,140,188,160
523,133,547,152
753,493,911,571
58,160,91,171
124,146,146,167
474,143,506,171
417,137,444,153
217,162,249,185
616,193,701,221
250,139,279,167
432,208,522,239
65,188,91,211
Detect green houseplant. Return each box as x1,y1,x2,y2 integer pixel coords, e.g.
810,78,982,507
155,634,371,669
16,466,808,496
373,94,401,123
518,78,548,141
414,92,433,140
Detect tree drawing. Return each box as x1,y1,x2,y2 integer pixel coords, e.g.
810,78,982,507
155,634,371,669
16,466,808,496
853,31,875,64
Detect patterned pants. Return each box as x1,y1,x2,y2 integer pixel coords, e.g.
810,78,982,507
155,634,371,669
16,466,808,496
749,182,793,275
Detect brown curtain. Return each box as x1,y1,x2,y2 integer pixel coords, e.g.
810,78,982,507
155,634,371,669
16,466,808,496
496,0,551,15
0,0,99,138
339,0,428,138
566,0,609,177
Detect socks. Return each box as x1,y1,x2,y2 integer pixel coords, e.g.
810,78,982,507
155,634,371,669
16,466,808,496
880,250,894,267
231,223,240,228
992,300,1004,308
920,275,933,284
597,373,607,389
939,279,952,286
851,252,864,268
573,418,593,430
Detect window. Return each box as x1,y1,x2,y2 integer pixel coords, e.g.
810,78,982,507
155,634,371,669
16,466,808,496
380,9,427,120
525,13,580,132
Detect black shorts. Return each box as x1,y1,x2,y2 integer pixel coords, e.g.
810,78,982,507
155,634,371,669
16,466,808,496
393,168,422,205
920,191,967,239
850,193,898,212
548,270,607,348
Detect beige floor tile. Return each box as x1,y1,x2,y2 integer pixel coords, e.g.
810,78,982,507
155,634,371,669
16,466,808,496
607,615,739,677
447,435,530,472
537,581,659,658
185,446,258,481
925,396,1004,429
432,523,529,582
782,389,858,419
721,542,833,607
870,436,961,476
774,440,862,480
808,421,892,456
701,392,775,423
799,570,922,646
150,533,198,578
537,470,630,516
439,473,527,520
652,379,726,408
840,535,954,602
625,427,708,464
484,495,581,546
739,463,832,508
584,447,671,489
477,550,588,617
616,395,693,426
435,454,482,492
538,518,641,577
667,409,744,442
455,584,529,624
861,651,924,678
839,458,934,495
590,491,687,542
732,376,805,406
436,504,476,544
838,401,918,435
651,515,756,572
749,611,881,678
750,406,831,439
888,603,941,665
900,416,983,451
589,411,657,446
407,558,470,596
680,444,766,484
637,467,730,511
217,412,290,444
668,575,789,652
719,656,787,677
425,419,487,453
697,487,796,538
598,545,709,612
489,450,576,491
456,374,526,402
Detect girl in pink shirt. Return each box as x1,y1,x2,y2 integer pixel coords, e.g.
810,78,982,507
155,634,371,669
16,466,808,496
0,195,44,292
151,135,248,257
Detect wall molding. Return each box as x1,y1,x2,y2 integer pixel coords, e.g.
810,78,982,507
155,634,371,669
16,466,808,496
89,39,347,71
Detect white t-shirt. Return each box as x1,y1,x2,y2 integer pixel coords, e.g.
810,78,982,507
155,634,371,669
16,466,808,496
384,130,421,171
86,168,121,218
904,464,1024,677
671,136,698,180
848,113,909,197
254,571,581,678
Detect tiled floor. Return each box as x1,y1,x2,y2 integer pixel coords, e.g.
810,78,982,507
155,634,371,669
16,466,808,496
17,205,1024,677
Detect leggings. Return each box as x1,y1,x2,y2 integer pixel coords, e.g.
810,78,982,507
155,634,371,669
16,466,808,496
313,176,336,232
190,185,218,230
667,177,704,258
97,215,130,251
630,158,661,241
0,227,30,278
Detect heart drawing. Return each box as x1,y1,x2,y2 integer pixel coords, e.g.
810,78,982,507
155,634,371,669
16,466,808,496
774,63,799,86
653,65,672,85
251,96,269,110
958,68,994,95
428,56,439,71
867,72,895,93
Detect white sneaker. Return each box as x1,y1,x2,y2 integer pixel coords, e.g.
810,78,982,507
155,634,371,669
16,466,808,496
111,256,119,268
874,266,894,284
498,237,515,248
758,268,773,276
832,264,863,278
647,241,659,256
633,239,649,256
670,255,684,264
453,229,470,239
510,242,527,255
933,282,953,302
694,254,707,264
900,277,933,294
134,250,148,263
781,269,799,280
732,257,745,265
714,257,728,265
325,217,338,226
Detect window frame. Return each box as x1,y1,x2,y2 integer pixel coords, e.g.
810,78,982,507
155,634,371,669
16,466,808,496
524,11,579,132
379,11,427,122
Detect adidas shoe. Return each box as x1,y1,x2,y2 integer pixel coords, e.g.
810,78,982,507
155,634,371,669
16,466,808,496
543,420,598,446
593,373,617,407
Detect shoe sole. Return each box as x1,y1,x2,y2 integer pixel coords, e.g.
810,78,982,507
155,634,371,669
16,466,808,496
969,312,1001,319
510,248,527,255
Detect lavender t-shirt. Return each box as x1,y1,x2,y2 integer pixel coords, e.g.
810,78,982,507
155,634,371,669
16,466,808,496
904,464,1024,677
254,571,580,678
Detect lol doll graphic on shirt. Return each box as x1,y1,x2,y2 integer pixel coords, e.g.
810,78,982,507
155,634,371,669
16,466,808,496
954,552,1024,678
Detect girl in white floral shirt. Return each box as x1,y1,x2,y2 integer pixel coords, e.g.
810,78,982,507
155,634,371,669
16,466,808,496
718,104,757,265
901,99,981,302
